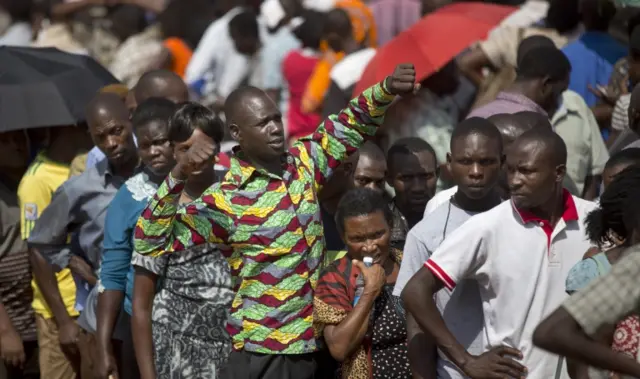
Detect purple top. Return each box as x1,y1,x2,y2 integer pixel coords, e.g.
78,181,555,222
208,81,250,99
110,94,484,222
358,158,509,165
466,91,547,119
368,0,422,46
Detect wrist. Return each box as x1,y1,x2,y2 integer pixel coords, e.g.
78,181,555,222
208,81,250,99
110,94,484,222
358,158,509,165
170,165,188,182
456,351,474,372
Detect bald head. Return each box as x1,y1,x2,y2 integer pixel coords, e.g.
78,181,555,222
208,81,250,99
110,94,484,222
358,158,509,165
359,141,386,162
511,128,567,167
513,111,553,130
134,69,189,104
86,92,129,130
488,112,552,148
224,86,276,126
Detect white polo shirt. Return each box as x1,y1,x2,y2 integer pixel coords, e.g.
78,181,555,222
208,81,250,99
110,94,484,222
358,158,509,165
425,191,596,379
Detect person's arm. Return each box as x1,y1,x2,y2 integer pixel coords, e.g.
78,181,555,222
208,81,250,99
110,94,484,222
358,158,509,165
583,99,609,201
533,248,640,377
131,250,168,379
320,260,386,361
133,172,233,258
293,64,414,190
96,193,136,379
0,301,25,368
456,48,492,87
402,217,526,378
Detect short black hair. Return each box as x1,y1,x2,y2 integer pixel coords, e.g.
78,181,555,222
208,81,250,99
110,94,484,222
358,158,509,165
324,8,352,38
514,128,568,166
293,10,326,49
229,10,259,39
132,97,177,132
451,117,503,152
516,35,556,66
169,102,224,143
335,187,394,236
387,137,437,170
517,46,572,82
586,165,640,246
605,148,640,171
545,0,581,34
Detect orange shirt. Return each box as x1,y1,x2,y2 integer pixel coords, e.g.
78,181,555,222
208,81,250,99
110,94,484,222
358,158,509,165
164,38,193,79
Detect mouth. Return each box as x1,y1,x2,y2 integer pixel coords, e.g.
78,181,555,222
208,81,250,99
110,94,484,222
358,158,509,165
150,159,167,167
110,151,125,160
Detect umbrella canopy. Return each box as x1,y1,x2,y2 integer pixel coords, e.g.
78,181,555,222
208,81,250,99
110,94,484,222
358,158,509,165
353,2,516,96
0,46,119,132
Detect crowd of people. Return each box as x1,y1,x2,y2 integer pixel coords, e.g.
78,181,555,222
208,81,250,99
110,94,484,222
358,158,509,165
4,0,640,378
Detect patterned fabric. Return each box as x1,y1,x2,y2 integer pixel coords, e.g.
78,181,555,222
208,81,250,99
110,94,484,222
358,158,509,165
388,200,408,251
132,243,233,378
563,244,640,337
613,315,640,360
313,250,405,379
134,80,396,354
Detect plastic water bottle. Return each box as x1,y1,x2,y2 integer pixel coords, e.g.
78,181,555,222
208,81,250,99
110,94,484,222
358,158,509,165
353,256,374,306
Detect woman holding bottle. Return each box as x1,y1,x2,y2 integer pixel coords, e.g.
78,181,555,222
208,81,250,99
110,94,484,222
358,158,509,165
313,188,411,379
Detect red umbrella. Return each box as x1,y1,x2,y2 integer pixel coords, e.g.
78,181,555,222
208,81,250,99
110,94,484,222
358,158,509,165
353,2,517,96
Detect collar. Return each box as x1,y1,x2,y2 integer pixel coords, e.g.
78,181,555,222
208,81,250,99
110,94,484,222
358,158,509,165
228,146,290,188
96,158,114,186
495,91,548,117
512,189,579,225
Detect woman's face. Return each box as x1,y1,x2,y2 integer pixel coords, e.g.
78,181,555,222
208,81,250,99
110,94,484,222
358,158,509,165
343,210,391,265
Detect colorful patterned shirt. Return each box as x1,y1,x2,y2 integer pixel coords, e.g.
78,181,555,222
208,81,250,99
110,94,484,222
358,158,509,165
134,80,396,354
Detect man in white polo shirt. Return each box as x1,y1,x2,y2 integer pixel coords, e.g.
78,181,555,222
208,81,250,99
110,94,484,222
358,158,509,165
402,128,597,379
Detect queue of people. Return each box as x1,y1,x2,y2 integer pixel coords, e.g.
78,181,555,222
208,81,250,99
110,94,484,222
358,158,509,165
4,0,640,378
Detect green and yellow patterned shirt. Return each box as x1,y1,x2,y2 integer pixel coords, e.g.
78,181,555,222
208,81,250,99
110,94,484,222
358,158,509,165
134,80,396,354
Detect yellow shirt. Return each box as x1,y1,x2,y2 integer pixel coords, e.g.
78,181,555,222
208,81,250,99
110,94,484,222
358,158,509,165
18,152,78,319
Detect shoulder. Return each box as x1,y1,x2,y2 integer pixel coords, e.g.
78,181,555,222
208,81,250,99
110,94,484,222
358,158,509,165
562,90,589,112
573,195,599,219
124,172,158,202
565,254,606,293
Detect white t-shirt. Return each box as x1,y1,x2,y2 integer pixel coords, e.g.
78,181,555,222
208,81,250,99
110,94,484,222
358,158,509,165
426,193,597,379
424,186,457,216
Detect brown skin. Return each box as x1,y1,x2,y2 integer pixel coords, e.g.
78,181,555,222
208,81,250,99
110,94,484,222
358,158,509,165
407,133,503,379
323,211,397,361
132,134,219,379
0,132,30,369
403,136,568,379
352,155,387,194
388,150,438,227
30,94,139,365
508,76,569,119
47,125,94,167
95,120,176,379
134,75,189,105
457,48,493,88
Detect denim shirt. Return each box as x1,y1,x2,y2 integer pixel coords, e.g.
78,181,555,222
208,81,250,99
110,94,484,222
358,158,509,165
100,171,158,314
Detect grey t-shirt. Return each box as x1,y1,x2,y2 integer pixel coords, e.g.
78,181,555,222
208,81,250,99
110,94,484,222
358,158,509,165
393,200,484,379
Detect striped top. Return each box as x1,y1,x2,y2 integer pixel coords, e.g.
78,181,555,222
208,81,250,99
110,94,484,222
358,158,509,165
0,180,35,341
134,80,396,354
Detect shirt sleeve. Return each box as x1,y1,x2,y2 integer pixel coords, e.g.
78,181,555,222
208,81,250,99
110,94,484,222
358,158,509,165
563,246,640,336
611,95,630,132
291,79,396,190
393,228,432,296
217,49,250,99
18,175,53,241
26,185,76,268
133,174,234,257
185,22,219,84
586,105,609,176
99,190,135,292
261,43,284,91
478,26,518,69
424,215,489,290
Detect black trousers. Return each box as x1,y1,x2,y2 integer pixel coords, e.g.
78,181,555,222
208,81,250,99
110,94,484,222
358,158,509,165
0,340,39,379
219,349,337,379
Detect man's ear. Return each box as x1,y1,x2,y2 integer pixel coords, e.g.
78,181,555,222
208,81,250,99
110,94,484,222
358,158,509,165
555,164,566,183
229,123,241,144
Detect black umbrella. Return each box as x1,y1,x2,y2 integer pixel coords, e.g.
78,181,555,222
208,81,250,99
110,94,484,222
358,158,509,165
0,46,120,132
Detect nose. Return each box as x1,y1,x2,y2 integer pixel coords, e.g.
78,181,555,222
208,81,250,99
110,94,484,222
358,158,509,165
469,163,483,179
104,136,119,153
361,239,376,254
149,145,162,157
